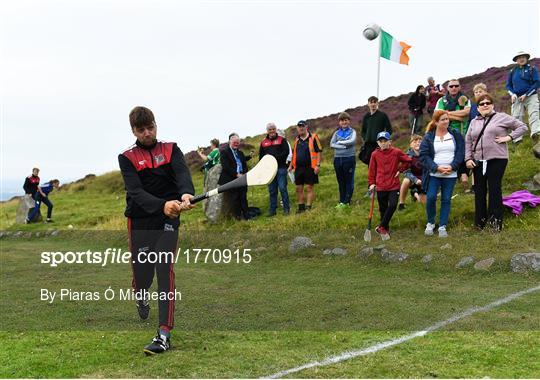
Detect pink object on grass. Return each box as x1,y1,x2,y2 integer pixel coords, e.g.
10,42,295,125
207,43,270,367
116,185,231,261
502,190,540,215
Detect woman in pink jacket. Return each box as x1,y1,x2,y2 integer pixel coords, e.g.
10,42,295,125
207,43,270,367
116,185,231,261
465,93,528,231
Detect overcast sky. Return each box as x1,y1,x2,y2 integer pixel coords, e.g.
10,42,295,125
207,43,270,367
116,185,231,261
2,0,539,192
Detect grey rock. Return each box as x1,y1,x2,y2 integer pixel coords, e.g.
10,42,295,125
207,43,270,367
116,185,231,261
16,194,42,224
474,257,496,271
522,172,540,191
35,232,40,238
381,250,409,263
456,256,475,268
203,164,234,223
373,244,386,251
50,230,59,237
13,231,23,237
440,243,453,250
24,232,32,239
322,249,332,255
510,253,540,273
421,254,433,264
289,236,315,253
331,248,347,256
359,247,374,258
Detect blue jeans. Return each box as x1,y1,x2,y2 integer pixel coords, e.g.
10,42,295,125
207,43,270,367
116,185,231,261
333,156,356,204
268,167,289,213
425,176,456,226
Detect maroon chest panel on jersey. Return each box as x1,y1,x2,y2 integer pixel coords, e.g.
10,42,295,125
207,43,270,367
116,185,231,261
261,136,283,148
122,142,174,172
28,176,40,185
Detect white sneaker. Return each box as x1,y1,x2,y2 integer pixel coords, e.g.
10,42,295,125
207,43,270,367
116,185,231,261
438,225,448,238
425,223,435,236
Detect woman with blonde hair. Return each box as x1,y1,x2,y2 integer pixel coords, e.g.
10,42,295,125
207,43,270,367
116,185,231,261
419,110,464,237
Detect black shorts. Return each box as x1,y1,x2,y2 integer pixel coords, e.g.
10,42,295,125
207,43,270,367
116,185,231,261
295,166,318,185
409,183,426,195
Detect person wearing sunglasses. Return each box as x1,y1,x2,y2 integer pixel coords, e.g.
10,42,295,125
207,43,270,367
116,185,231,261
435,79,472,194
465,93,528,231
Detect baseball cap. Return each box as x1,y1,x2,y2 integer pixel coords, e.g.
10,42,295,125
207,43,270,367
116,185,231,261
297,120,307,127
376,131,391,141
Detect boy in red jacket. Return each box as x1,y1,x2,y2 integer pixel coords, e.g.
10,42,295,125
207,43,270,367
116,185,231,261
368,132,412,240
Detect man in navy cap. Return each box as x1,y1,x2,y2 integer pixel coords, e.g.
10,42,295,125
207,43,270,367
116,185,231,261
288,120,323,213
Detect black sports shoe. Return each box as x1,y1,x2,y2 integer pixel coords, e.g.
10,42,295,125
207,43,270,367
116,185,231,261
136,296,150,320
144,330,170,355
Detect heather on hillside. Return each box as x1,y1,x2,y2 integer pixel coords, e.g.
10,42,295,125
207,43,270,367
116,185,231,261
185,58,538,169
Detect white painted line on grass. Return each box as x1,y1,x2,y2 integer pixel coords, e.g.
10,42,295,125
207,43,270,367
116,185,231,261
263,284,540,379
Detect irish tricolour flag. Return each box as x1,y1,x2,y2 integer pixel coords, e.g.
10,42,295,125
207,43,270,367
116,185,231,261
380,29,411,65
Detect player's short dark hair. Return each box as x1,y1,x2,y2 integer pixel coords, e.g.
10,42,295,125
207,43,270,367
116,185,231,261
51,179,60,185
210,138,220,147
368,96,378,103
129,106,155,129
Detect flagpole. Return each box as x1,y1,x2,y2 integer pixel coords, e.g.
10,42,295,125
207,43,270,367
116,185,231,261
376,33,381,99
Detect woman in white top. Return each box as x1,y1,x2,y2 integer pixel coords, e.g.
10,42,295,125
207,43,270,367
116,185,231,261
419,110,465,237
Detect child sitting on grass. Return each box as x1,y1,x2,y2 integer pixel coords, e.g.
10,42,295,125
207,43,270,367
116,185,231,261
368,132,412,240
398,134,426,210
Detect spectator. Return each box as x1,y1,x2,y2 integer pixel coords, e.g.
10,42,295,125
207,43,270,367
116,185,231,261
468,83,489,123
368,131,411,240
398,134,425,210
25,179,60,223
407,85,426,134
198,139,220,172
359,96,392,166
259,123,290,216
435,79,472,193
330,112,357,208
23,167,40,198
197,138,221,184
420,110,465,238
219,133,252,220
465,93,528,231
506,51,540,156
425,76,445,116
288,120,323,213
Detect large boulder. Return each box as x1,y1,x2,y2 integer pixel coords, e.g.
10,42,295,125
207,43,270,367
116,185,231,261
15,195,42,224
203,164,233,223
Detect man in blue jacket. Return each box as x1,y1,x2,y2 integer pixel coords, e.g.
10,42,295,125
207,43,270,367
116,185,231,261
506,51,540,157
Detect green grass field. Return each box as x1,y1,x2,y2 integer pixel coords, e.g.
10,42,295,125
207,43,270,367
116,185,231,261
1,135,539,378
